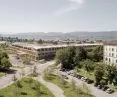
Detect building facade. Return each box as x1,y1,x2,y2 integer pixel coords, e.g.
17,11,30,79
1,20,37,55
104,40,117,65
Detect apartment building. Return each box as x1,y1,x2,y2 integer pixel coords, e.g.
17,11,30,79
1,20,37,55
104,40,117,65
10,42,103,60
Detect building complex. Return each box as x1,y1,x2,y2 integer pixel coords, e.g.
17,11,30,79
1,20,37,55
9,42,102,61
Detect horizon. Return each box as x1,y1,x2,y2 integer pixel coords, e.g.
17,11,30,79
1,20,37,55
1,30,117,35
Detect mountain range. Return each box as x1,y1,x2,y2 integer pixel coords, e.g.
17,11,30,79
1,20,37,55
1,31,117,40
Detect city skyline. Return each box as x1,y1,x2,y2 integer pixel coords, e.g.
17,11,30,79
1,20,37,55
0,0,117,33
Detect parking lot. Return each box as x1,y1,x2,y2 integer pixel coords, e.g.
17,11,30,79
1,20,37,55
59,70,117,97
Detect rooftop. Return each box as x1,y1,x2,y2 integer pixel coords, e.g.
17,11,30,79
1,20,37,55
104,40,117,45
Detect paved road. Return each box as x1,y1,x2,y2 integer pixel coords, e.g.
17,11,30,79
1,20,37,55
0,65,33,89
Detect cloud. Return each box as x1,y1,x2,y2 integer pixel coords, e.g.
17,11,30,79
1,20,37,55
55,0,84,16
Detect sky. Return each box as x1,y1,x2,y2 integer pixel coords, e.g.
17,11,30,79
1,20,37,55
0,0,117,33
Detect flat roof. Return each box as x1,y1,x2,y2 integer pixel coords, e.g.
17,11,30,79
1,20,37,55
104,40,117,45
12,42,103,50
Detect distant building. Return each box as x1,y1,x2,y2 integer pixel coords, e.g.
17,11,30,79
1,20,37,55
10,42,103,61
104,40,117,65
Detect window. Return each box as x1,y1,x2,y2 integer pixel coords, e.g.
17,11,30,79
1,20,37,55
116,59,117,63
105,57,108,61
109,53,111,57
112,53,114,57
112,48,114,51
109,58,111,62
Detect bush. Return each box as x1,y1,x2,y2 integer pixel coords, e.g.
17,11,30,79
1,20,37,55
16,81,23,88
100,79,108,85
0,95,4,97
21,92,27,95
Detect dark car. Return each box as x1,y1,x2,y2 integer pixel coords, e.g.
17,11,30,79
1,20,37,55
77,75,82,79
94,83,99,87
97,85,103,89
87,79,94,84
102,85,109,91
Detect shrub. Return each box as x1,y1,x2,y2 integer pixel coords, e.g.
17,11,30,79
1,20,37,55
0,95,4,97
16,81,23,88
21,92,27,95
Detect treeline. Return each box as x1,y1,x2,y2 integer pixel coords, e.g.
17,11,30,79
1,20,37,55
56,46,103,69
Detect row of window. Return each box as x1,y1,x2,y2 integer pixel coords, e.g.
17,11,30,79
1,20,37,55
104,52,117,57
105,47,117,52
38,47,66,52
105,57,117,63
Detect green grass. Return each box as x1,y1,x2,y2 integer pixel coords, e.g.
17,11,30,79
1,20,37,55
76,68,94,80
0,72,5,77
44,70,92,97
108,84,117,92
0,77,54,97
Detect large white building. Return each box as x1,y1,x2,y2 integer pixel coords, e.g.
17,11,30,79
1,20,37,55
104,40,117,65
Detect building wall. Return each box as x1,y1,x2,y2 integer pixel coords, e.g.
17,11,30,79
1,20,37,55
9,45,38,60
104,45,117,65
37,45,102,60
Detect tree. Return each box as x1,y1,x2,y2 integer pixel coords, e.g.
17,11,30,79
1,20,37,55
93,46,103,62
56,47,75,69
0,51,9,59
37,39,43,44
80,59,94,71
94,64,105,84
73,47,87,66
0,57,12,70
105,65,117,85
22,55,31,65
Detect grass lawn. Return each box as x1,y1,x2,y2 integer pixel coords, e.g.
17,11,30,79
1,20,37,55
0,72,5,77
0,77,54,97
44,71,92,97
76,68,94,80
108,84,117,92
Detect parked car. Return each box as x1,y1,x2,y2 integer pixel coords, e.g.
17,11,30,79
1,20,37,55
67,71,71,75
81,77,85,81
94,83,99,87
76,75,82,79
87,79,94,84
106,88,114,94
84,77,88,82
97,85,103,89
102,85,109,91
